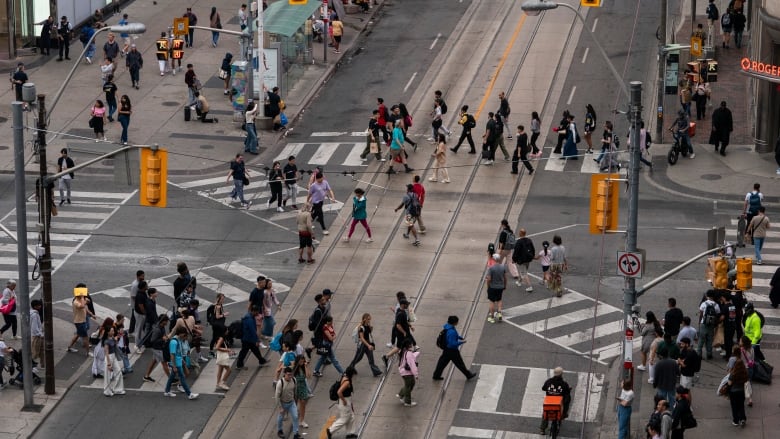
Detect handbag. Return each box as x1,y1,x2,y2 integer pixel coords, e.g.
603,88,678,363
217,68,228,80
369,141,379,154
242,176,250,186
753,358,773,384
216,340,231,366
88,118,95,128
316,340,332,356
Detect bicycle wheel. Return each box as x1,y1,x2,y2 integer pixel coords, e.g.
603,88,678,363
667,147,678,165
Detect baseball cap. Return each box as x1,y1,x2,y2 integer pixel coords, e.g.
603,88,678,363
492,253,501,261
323,288,334,296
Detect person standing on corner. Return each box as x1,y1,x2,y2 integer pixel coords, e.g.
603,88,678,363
693,80,710,121
244,100,260,154
227,153,252,209
56,16,72,61
38,16,54,56
126,44,143,89
583,104,597,154
663,297,684,340
432,315,477,381
103,74,117,122
11,63,27,102
57,148,75,206
308,172,335,235
184,64,198,107
617,379,634,439
746,207,770,265
451,105,476,154
711,101,733,156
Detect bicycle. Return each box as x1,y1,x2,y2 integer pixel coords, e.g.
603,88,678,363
667,127,692,165
542,395,564,438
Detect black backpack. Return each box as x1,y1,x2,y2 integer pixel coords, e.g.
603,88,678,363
707,3,719,20
406,193,421,217
703,302,718,327
228,319,243,340
439,99,448,115
308,307,322,332
436,328,448,350
513,237,535,264
206,304,216,325
465,114,476,129
329,378,344,401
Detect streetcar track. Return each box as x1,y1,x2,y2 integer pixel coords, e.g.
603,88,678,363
215,1,582,438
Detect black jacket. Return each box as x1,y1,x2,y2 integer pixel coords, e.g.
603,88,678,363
712,107,733,132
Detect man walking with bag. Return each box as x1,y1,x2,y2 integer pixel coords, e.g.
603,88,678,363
512,229,536,292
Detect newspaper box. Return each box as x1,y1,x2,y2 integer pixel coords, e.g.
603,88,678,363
543,395,563,421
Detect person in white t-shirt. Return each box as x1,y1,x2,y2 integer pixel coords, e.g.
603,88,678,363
57,148,75,205
617,379,634,439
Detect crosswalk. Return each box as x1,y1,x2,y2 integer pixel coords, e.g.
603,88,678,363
726,218,780,336
0,190,136,281
501,291,640,365
170,168,344,220
449,365,603,438
56,260,290,395
543,149,627,173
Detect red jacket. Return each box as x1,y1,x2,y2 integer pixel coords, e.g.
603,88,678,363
412,183,425,206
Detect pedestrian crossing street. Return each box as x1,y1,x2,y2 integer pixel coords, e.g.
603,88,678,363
449,365,603,438
501,291,640,365
170,169,344,220
543,149,628,173
0,190,136,282
726,218,780,336
56,260,290,395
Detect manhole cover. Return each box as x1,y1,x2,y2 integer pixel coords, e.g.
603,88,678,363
0,145,9,151
162,101,180,107
0,117,8,123
701,174,721,181
200,144,214,150
138,256,170,266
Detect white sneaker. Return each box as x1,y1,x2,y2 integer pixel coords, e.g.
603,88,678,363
343,237,350,242
88,351,94,357
177,384,185,393
636,365,646,371
525,287,533,293
68,347,79,353
386,342,393,348
442,179,450,183
404,401,418,407
323,230,329,235
300,422,309,428
277,207,284,212
426,137,435,141
198,355,209,363
515,280,521,287
689,153,695,159
776,168,780,175
163,392,177,397
188,393,200,400
259,342,268,349
428,177,438,182
366,238,374,243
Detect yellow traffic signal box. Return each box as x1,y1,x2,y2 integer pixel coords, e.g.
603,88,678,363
736,257,752,290
589,174,619,234
581,0,601,6
139,147,167,208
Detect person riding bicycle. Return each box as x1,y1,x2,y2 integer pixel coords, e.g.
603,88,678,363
540,367,572,435
671,110,694,158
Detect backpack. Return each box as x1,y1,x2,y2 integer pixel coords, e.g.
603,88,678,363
645,131,652,148
436,328,449,350
504,230,516,250
329,378,344,401
747,192,761,214
308,307,322,332
702,302,718,327
206,304,216,325
351,324,362,344
612,134,620,149
687,349,702,373
406,193,421,217
439,99,448,115
269,332,283,352
79,28,90,44
228,319,243,340
721,12,731,27
514,237,535,264
707,3,719,20
465,114,476,129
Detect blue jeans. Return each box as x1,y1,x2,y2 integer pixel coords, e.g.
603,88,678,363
754,237,765,262
314,349,344,375
107,99,117,120
277,399,299,433
165,365,191,395
656,389,676,411
84,43,96,59
118,114,130,143
244,122,258,153
674,131,692,154
211,31,219,46
698,324,714,357
617,404,631,439
231,179,247,203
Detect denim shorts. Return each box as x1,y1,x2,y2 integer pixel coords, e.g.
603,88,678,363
74,322,89,337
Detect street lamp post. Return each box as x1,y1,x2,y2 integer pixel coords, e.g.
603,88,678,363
35,23,146,395
521,0,643,383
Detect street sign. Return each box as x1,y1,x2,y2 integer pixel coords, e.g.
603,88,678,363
617,251,642,278
173,17,188,37
690,36,702,58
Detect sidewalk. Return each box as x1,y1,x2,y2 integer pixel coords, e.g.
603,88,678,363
0,1,383,437
0,0,374,177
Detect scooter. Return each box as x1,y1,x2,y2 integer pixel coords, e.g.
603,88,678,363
667,129,690,165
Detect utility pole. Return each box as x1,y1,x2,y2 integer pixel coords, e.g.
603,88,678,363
35,94,56,395
624,82,643,382
12,101,36,408
656,0,667,143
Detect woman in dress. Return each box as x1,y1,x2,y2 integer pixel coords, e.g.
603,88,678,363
209,293,229,352
293,354,312,429
429,133,450,183
583,104,597,154
90,100,107,141
213,324,233,391
220,53,233,95
117,95,131,145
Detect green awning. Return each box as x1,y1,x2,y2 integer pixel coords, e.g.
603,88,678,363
263,1,321,37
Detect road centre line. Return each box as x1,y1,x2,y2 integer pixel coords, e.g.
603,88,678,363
404,72,418,93
592,18,598,33
581,47,589,64
430,33,441,50
566,85,576,105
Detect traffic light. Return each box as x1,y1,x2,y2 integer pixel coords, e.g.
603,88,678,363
709,256,729,289
139,147,167,208
581,0,601,6
736,257,752,290
589,174,619,234
171,38,185,60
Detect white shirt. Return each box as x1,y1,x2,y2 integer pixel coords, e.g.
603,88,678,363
245,104,259,123
745,191,763,203
698,299,721,324
619,388,634,405
238,8,247,26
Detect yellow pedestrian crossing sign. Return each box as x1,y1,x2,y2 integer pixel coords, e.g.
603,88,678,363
581,0,601,6
691,36,703,58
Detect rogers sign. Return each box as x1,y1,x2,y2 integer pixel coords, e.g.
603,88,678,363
741,58,780,76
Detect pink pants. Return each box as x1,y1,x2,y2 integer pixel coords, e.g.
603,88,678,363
348,219,372,238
